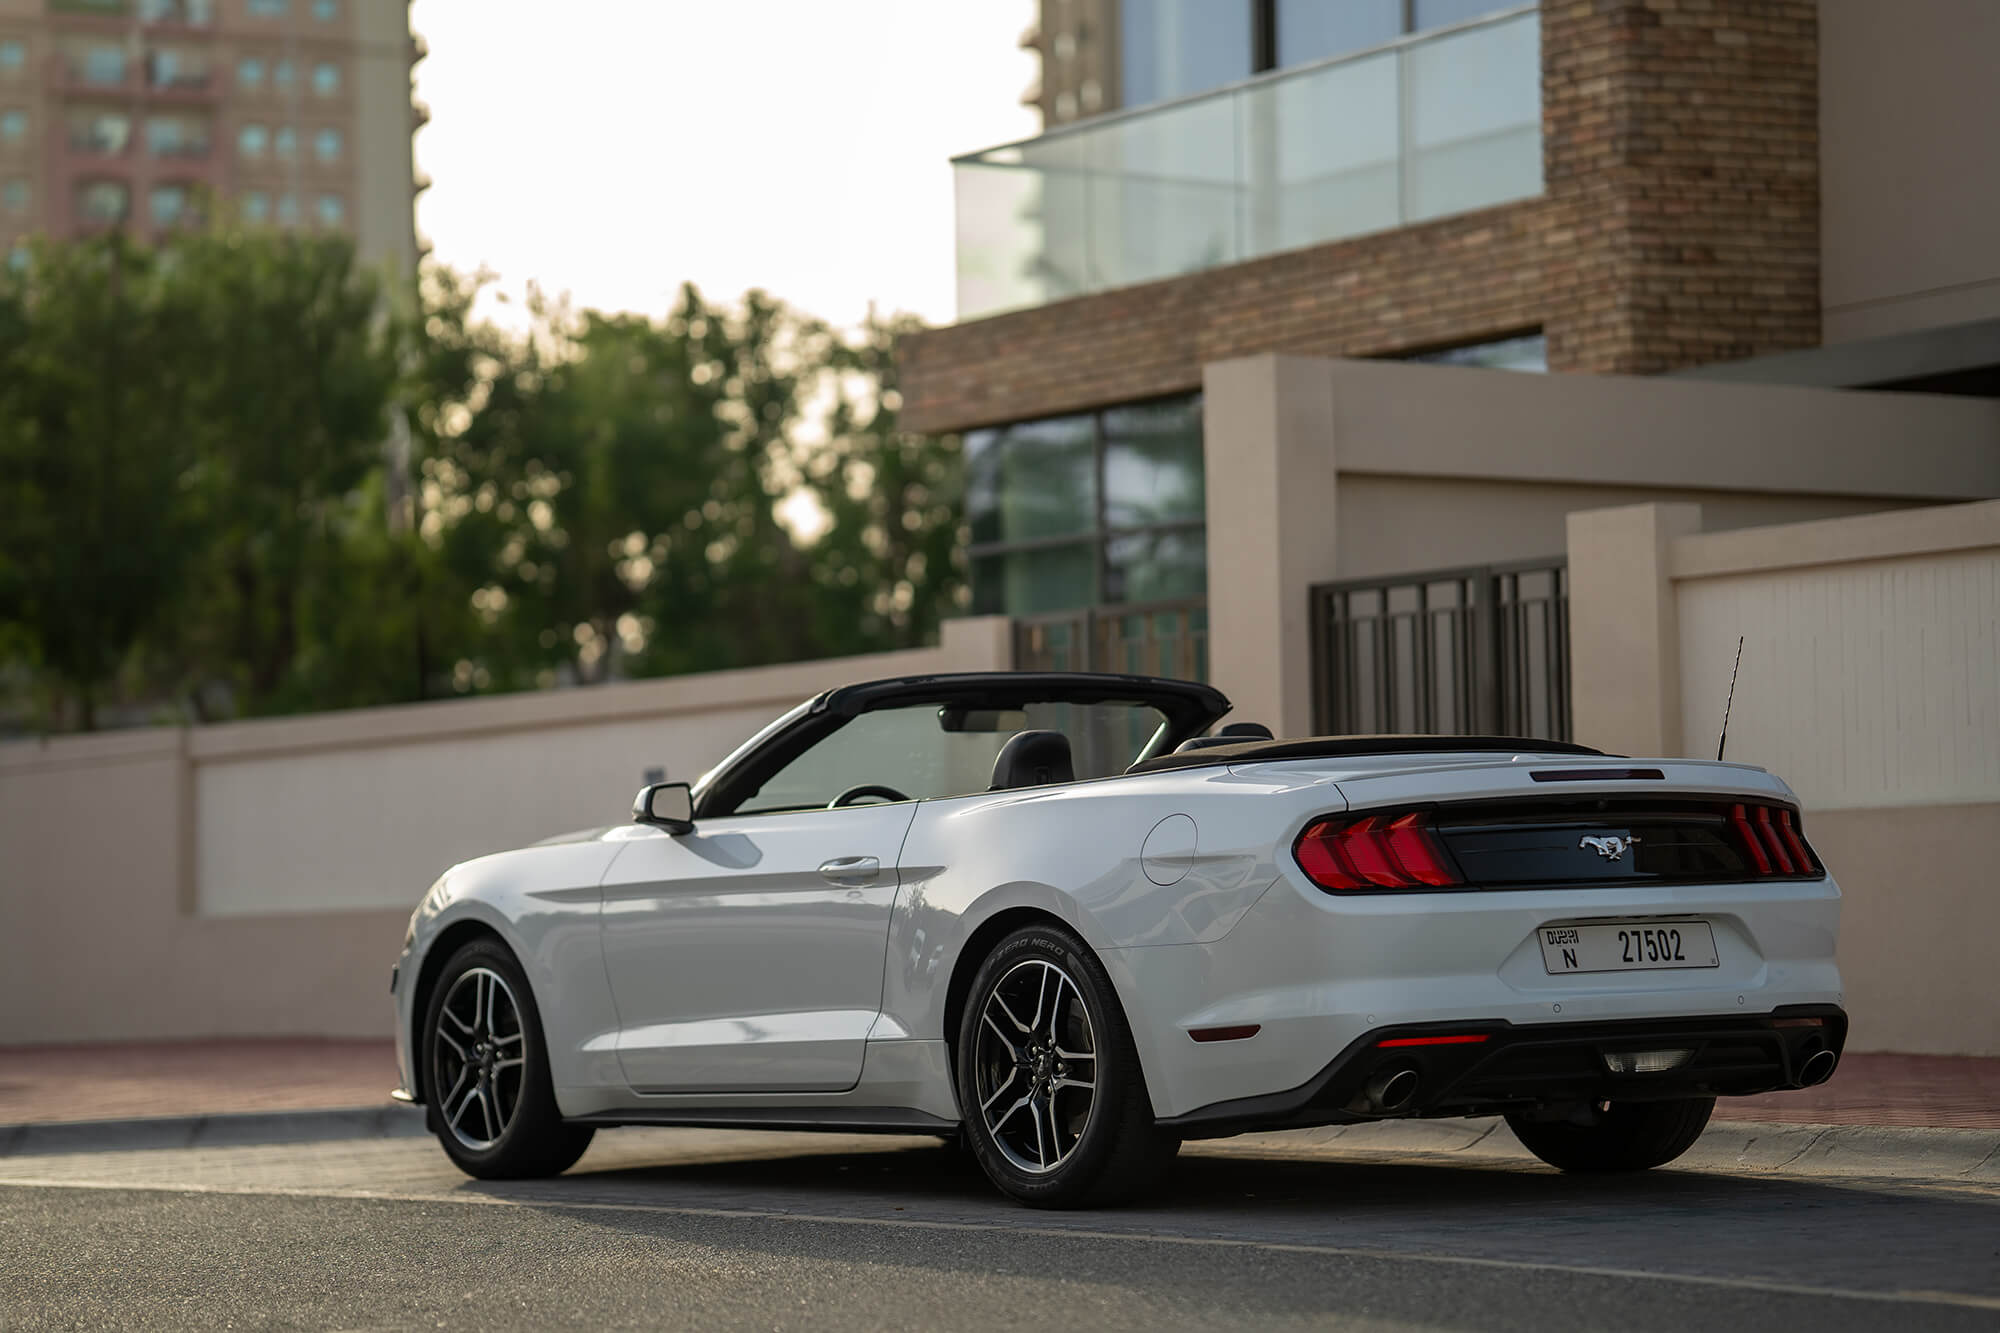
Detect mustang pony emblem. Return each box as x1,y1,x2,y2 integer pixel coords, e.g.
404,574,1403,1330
1579,834,1641,861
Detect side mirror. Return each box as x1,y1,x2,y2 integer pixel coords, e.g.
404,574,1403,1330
632,781,694,835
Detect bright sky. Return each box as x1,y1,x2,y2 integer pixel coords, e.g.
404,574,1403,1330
407,0,1041,332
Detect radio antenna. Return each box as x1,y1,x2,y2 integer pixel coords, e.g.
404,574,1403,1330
1716,636,1745,762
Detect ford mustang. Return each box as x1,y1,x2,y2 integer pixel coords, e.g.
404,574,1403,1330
390,670,1845,1207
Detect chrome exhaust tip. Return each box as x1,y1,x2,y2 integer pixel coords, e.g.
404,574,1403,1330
1365,1066,1420,1113
1799,1048,1838,1087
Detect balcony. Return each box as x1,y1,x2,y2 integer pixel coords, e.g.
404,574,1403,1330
952,6,1541,321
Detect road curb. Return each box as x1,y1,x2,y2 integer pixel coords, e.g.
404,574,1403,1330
4,1105,1996,1181
0,1104,427,1157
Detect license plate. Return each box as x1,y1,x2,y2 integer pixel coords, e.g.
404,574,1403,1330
1539,921,1718,975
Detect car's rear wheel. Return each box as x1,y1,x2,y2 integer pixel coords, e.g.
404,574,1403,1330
954,922,1179,1208
422,938,593,1179
1505,1097,1714,1173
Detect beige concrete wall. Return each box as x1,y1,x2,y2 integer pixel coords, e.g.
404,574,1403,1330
1201,354,2000,737
0,620,1012,1045
1808,803,2000,1057
1820,0,2000,343
1567,499,2000,1055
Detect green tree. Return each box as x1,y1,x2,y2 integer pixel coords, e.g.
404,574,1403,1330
0,236,194,731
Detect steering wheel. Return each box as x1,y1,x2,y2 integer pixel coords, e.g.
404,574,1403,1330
829,783,911,808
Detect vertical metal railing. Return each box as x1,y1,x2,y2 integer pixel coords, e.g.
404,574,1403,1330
1309,559,1568,740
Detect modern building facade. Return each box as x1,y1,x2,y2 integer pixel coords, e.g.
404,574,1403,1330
913,0,2000,726
0,0,423,277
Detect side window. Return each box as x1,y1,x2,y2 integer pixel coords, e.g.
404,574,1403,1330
739,708,1006,814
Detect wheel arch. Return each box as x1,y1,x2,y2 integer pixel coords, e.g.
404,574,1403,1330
408,918,512,1105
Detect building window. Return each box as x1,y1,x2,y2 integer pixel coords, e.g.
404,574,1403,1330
311,61,338,96
77,179,130,224
312,0,338,21
313,126,340,161
237,122,267,158
273,125,296,160
82,45,126,86
2,177,27,214
248,0,288,16
71,109,130,153
1121,0,1252,108
1405,331,1547,372
965,393,1205,616
272,59,294,91
145,115,205,157
150,182,187,225
315,192,342,225
238,57,264,89
2,109,29,145
274,191,298,224
241,189,270,223
0,40,24,77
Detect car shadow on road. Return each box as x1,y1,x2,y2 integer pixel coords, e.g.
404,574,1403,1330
454,1135,2000,1315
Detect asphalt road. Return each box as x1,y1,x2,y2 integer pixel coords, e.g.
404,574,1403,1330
3,1125,1997,1331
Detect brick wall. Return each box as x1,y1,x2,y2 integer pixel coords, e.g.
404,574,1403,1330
902,0,1821,436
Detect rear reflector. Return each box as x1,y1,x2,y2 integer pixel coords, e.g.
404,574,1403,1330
1378,1033,1489,1048
1188,1025,1261,1043
1295,812,1462,892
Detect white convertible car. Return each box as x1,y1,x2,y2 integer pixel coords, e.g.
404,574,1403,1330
390,671,1846,1208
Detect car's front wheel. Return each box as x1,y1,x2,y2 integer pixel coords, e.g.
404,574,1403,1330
422,937,593,1179
1505,1097,1714,1173
954,922,1179,1208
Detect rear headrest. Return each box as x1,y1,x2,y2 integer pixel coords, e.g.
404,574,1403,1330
989,730,1075,791
1218,722,1274,740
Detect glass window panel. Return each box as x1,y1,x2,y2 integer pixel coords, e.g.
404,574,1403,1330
1404,11,1541,221
274,126,296,159
964,413,1096,545
312,0,338,19
1408,332,1546,372
1276,0,1403,67
312,61,338,95
237,57,263,88
1103,396,1203,528
83,46,124,85
970,543,1097,616
150,183,186,224
3,178,28,212
1120,0,1253,109
0,41,25,75
273,59,294,89
314,126,340,161
1084,90,1240,289
237,123,266,157
274,191,298,224
0,111,24,143
1104,527,1206,605
1413,0,1511,32
241,190,269,223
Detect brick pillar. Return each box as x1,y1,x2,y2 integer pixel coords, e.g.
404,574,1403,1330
1541,0,1821,374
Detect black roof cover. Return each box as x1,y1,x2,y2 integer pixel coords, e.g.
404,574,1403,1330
1127,734,1602,775
816,672,1229,730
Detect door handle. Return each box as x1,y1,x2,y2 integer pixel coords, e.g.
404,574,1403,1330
818,855,880,885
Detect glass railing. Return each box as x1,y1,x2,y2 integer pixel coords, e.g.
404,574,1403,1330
953,7,1540,321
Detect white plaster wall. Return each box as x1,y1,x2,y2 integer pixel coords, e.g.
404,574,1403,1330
1676,549,2000,809
194,705,775,916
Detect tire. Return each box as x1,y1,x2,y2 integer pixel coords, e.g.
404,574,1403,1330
421,937,594,1180
953,922,1180,1208
1505,1097,1714,1173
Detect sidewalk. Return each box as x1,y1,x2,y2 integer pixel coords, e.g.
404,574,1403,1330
3,1040,1994,1131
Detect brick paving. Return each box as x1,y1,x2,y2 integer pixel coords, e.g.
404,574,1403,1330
0,1039,398,1125
2,1040,1994,1131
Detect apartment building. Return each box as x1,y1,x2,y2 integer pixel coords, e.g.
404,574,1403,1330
0,0,423,277
906,0,2000,739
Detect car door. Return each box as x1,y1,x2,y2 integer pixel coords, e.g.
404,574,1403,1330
598,803,917,1093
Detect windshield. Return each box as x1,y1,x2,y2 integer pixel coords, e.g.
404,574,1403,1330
737,699,1170,814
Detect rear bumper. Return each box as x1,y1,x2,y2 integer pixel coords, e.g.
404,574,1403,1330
1161,1004,1847,1138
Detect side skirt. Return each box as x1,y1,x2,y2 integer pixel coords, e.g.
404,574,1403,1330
567,1105,959,1136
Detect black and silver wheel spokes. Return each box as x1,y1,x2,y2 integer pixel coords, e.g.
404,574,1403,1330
432,967,525,1151
973,958,1098,1174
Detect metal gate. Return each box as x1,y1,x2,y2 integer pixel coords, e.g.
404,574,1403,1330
1309,559,1569,740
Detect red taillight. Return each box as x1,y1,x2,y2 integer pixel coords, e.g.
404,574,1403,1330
1776,809,1813,871
1731,803,1772,874
1755,805,1796,874
1296,812,1461,892
1730,802,1817,878
1378,1033,1489,1048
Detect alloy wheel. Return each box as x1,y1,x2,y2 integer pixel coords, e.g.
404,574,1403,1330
431,966,525,1150
973,958,1098,1174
